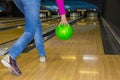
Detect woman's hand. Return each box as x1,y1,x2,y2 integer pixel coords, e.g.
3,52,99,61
59,14,68,25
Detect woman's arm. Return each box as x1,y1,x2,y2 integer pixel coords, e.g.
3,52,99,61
55,0,66,15
55,0,68,24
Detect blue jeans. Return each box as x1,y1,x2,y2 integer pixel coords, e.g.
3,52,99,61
9,0,46,59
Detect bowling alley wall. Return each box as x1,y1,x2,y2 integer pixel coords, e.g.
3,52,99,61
102,0,120,28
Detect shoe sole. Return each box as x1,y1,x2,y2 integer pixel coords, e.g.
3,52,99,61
1,60,21,76
39,58,47,62
39,60,46,62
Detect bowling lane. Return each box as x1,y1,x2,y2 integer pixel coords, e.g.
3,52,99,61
20,17,120,80
21,17,105,79
0,18,24,23
0,17,74,44
30,17,119,80
0,17,108,80
0,20,24,28
0,17,23,21
0,17,54,28
0,17,47,23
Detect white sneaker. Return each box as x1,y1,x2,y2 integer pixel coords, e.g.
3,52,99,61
39,56,47,62
1,55,22,76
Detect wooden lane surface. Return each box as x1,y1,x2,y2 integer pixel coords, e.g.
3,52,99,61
0,18,120,80
0,21,24,28
0,17,23,21
0,17,48,22
0,18,47,28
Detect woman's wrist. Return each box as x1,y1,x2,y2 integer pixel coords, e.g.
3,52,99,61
59,14,68,24
61,14,67,20
61,14,66,18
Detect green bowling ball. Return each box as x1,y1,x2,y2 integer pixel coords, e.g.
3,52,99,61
55,24,73,40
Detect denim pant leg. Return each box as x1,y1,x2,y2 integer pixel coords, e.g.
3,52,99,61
13,0,46,56
34,20,46,56
9,0,41,59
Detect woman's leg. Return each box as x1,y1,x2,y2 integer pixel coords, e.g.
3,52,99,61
34,19,46,56
1,0,41,75
13,0,46,58
34,19,47,62
1,0,25,76
9,0,41,59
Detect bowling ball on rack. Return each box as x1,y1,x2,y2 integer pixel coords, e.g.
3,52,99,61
55,24,73,40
